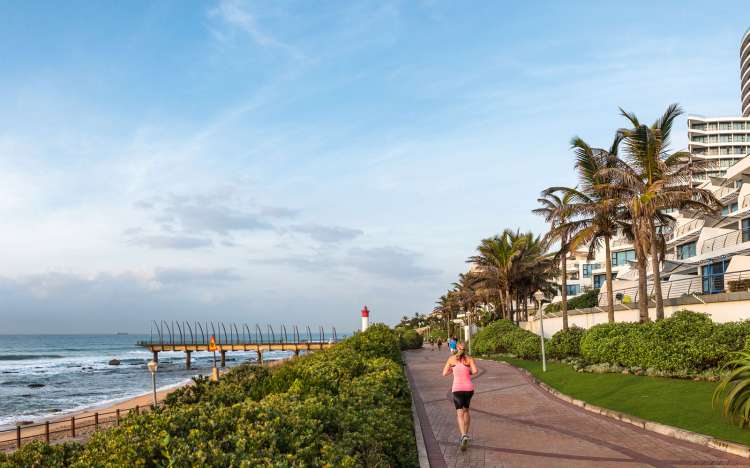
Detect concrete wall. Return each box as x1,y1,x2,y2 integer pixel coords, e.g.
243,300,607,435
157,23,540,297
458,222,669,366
521,293,750,338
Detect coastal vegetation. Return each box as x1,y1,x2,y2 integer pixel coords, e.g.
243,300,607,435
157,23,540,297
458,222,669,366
396,328,424,350
0,324,418,467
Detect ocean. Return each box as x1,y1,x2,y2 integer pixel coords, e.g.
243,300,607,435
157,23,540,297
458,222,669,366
0,334,293,429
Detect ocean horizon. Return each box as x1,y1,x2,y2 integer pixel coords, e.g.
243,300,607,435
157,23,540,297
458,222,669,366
0,334,295,429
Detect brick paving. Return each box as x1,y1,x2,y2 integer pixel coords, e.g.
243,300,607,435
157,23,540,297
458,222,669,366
404,347,750,467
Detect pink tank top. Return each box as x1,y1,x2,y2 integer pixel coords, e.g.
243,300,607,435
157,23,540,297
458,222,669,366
451,361,474,392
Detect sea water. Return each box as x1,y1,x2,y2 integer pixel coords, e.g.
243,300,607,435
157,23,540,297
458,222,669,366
0,334,292,428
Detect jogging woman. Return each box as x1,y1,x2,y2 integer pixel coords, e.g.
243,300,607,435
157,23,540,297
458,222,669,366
442,342,477,451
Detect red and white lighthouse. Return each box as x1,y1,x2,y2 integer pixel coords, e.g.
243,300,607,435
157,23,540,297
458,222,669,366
361,305,370,332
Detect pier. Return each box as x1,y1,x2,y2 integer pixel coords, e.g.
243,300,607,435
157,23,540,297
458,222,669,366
137,321,340,369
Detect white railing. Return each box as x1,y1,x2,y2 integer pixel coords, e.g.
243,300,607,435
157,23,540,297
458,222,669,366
713,186,738,200
700,229,750,255
666,219,704,242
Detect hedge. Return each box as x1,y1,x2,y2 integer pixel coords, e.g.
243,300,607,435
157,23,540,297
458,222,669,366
397,328,424,350
472,320,543,359
0,324,418,468
545,288,600,313
547,326,585,359
580,311,750,372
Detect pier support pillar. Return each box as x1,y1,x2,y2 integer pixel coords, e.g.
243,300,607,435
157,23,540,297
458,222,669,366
220,350,226,368
185,351,192,370
152,351,159,363
258,351,263,365
294,349,300,357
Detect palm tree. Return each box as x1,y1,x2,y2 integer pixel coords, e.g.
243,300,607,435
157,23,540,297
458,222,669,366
605,104,720,321
468,229,557,322
547,134,622,322
452,272,478,313
534,190,575,330
509,232,559,321
467,230,517,320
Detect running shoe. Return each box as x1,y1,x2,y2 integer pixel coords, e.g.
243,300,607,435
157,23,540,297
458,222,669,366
459,434,469,451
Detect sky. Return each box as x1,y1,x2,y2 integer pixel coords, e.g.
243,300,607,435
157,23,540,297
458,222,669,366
0,1,748,334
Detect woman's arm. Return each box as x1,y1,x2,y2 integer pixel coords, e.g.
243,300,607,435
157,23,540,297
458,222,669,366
469,358,478,375
442,358,454,376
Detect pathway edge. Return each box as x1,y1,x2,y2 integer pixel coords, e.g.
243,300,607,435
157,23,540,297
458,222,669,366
488,359,750,459
410,389,430,468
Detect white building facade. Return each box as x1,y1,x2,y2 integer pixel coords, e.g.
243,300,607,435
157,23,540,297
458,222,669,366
551,27,750,308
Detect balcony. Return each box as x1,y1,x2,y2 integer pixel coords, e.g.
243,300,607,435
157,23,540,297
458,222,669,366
665,219,703,243
599,268,750,306
700,229,750,255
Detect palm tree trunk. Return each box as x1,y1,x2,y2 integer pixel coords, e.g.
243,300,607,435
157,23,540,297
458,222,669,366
560,247,569,331
650,222,665,320
636,244,649,323
604,236,615,323
505,286,512,320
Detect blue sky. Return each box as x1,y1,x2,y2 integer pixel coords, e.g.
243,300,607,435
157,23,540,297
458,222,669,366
1,1,748,333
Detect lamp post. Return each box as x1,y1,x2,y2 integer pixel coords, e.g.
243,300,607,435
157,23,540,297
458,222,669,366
533,290,547,372
147,360,158,408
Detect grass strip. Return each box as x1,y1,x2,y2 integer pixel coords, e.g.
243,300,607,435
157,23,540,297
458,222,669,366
492,355,750,446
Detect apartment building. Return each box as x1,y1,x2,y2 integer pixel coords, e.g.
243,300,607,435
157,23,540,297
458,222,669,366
552,27,750,307
742,27,750,117
687,116,750,180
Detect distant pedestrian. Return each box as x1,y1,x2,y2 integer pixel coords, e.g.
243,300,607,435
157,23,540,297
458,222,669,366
442,342,477,451
448,336,457,354
437,338,443,351
429,337,435,351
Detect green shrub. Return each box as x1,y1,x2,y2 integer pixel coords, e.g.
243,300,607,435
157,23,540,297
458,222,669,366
545,289,600,313
426,329,448,342
547,326,586,359
397,328,424,350
472,319,543,359
579,311,750,372
0,324,418,468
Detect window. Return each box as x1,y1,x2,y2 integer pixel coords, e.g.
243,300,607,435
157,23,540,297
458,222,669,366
743,218,750,242
566,284,580,296
677,241,696,260
720,122,732,130
593,274,605,289
734,122,745,130
611,249,636,266
582,263,601,278
722,202,739,215
703,259,730,294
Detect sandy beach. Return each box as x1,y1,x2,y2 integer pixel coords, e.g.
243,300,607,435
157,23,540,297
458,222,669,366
0,357,293,451
0,379,190,450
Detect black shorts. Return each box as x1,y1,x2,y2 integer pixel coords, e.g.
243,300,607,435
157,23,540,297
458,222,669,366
452,391,474,410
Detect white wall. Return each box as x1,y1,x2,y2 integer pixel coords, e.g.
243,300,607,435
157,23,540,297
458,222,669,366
521,299,750,338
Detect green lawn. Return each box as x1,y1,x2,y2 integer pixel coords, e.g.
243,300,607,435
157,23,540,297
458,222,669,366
493,356,750,446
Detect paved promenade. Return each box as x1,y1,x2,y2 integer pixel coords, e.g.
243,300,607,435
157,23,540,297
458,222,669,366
404,347,749,467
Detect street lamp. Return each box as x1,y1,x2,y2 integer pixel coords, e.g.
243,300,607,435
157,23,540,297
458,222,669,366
147,360,158,408
533,290,547,372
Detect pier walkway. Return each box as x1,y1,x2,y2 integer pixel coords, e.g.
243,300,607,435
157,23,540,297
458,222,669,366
404,347,748,467
138,322,339,368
